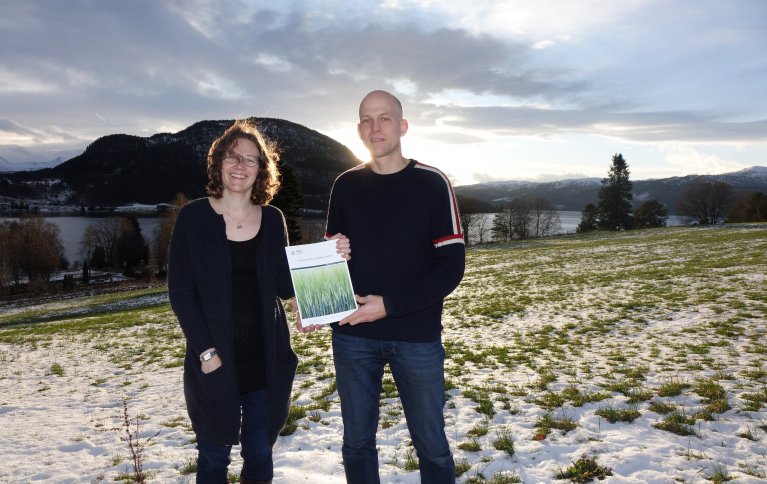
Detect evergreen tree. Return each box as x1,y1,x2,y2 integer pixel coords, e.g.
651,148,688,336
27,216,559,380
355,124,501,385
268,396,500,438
634,200,669,228
726,191,766,222
596,153,633,230
115,216,147,275
491,209,512,242
271,162,305,244
577,203,599,233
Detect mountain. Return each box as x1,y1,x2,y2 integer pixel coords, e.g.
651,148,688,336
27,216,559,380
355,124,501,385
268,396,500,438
0,119,361,211
455,166,767,213
0,157,63,172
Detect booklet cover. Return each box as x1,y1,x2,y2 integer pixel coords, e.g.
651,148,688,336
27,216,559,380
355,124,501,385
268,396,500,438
285,240,357,327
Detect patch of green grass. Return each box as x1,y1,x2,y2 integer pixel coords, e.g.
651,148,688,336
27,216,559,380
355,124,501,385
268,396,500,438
648,400,676,414
535,413,577,440
656,377,689,397
457,437,481,452
49,362,64,377
403,448,419,471
555,454,613,482
179,456,196,475
467,418,489,437
279,405,306,436
455,458,471,477
705,463,733,483
654,410,696,436
595,405,641,423
492,427,515,456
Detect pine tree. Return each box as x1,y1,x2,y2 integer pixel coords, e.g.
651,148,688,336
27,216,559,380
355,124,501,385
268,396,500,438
576,203,598,233
271,161,305,244
633,200,669,228
596,153,633,230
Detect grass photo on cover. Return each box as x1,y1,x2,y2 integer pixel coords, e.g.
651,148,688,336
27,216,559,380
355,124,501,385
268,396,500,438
292,262,356,319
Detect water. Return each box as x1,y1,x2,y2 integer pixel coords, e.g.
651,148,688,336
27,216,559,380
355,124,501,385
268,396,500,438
471,211,685,244
1,216,161,266
2,211,686,265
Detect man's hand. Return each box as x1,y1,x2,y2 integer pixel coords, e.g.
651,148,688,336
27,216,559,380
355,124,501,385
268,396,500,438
339,294,387,326
327,233,351,260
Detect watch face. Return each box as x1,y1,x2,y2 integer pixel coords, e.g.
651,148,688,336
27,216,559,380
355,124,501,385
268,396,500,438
202,351,214,361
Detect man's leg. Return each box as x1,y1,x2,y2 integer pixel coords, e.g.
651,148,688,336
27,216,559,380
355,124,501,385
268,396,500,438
332,331,385,484
389,339,455,484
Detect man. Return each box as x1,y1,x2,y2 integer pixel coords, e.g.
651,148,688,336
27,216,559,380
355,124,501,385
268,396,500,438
325,90,465,483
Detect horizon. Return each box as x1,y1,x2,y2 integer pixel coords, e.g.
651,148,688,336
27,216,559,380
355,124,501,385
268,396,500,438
1,1,765,186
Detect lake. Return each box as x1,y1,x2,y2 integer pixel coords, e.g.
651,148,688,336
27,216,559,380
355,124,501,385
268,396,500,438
2,211,685,266
1,216,162,266
468,211,685,244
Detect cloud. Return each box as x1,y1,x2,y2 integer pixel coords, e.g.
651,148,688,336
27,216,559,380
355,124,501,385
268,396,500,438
420,131,485,144
424,105,767,143
660,144,749,175
0,0,764,179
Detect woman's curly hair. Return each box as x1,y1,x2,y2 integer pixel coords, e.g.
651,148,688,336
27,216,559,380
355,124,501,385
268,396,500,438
206,119,281,205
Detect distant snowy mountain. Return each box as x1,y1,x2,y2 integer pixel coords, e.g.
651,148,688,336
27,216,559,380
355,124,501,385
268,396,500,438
455,166,767,212
0,157,63,172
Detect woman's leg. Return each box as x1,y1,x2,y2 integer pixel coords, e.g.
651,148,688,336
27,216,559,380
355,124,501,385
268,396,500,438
196,436,232,483
239,388,273,482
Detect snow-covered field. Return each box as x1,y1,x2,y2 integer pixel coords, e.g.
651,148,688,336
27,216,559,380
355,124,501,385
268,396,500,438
1,225,766,483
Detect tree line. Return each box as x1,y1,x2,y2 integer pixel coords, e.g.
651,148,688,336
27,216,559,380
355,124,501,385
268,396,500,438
0,194,184,295
573,153,766,233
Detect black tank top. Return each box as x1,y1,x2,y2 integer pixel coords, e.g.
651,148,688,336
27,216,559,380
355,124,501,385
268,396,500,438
229,230,266,393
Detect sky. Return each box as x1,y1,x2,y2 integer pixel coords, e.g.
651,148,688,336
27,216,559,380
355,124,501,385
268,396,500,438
1,0,765,187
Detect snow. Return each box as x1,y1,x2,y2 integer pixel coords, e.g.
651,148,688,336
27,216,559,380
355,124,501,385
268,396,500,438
1,226,766,483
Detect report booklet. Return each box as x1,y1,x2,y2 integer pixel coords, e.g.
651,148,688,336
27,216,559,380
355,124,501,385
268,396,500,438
285,240,357,327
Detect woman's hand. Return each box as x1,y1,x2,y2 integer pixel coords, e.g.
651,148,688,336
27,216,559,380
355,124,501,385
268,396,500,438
200,348,222,374
328,233,351,260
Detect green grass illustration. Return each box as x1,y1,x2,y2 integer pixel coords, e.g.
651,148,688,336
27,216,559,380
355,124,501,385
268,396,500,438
292,262,356,319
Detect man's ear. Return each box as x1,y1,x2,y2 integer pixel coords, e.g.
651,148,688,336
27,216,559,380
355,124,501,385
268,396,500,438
400,118,409,136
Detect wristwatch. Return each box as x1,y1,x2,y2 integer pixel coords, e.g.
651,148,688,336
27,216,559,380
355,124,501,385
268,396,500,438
200,350,218,362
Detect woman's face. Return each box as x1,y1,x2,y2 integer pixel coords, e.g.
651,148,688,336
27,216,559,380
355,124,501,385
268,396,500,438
220,138,260,196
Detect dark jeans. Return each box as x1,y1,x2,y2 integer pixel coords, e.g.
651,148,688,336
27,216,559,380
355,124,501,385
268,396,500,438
332,331,455,484
196,388,272,483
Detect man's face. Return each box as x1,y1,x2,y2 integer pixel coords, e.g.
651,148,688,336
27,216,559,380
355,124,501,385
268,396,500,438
357,92,408,161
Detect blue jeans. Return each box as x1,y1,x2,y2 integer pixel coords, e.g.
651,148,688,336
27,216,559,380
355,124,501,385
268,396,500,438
332,331,455,484
196,388,272,483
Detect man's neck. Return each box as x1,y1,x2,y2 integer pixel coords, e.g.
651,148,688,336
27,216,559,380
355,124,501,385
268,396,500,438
370,155,409,175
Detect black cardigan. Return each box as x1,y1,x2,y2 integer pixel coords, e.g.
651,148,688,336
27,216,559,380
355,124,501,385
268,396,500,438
168,198,297,445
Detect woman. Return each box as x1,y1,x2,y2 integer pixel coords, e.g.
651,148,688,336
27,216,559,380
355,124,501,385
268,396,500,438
168,119,347,483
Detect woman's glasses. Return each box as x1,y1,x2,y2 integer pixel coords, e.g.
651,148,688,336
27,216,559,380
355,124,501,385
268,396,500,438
224,152,259,167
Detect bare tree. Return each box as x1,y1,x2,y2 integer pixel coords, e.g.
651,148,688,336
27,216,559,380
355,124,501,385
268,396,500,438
2,218,64,284
80,218,121,268
677,179,734,225
492,197,560,241
0,222,12,293
529,197,561,238
491,207,513,242
458,195,488,245
154,193,187,276
475,212,490,244
508,199,531,239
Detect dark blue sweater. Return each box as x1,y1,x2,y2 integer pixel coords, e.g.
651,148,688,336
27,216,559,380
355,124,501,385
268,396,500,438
325,160,465,342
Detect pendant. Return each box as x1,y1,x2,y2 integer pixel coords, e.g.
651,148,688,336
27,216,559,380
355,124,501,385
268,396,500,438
236,224,243,229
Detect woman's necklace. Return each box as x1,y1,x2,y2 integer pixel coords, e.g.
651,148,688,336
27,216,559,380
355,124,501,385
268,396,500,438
221,202,253,230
